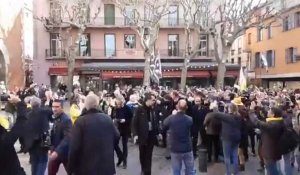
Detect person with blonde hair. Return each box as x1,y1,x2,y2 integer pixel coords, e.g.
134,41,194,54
70,95,81,124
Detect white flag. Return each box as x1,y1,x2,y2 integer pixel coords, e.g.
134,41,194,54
261,54,268,72
150,52,162,83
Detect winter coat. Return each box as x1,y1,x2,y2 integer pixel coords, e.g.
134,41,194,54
203,112,222,135
68,109,120,175
249,112,285,161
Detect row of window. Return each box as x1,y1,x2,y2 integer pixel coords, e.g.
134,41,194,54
49,33,209,57
254,47,298,68
251,11,300,43
283,12,300,31
50,3,182,26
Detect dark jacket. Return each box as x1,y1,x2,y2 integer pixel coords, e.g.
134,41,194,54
50,112,72,159
250,112,285,161
216,113,242,143
24,107,52,163
163,112,193,153
112,105,133,136
203,112,222,135
0,102,27,175
133,104,159,145
191,105,210,133
68,109,120,175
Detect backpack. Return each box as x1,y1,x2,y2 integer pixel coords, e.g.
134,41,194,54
278,127,300,155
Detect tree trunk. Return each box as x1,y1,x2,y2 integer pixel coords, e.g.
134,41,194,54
67,47,76,101
180,59,188,91
143,52,151,87
216,62,226,89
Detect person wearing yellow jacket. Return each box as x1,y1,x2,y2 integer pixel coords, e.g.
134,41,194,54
70,95,81,124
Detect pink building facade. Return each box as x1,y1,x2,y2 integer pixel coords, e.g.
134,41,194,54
33,0,239,90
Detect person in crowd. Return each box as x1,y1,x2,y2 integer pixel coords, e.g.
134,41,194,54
216,103,242,175
163,99,195,175
133,93,160,175
0,95,27,175
204,101,221,163
252,105,266,172
48,100,72,175
126,94,140,115
68,94,120,175
191,96,209,157
249,104,285,175
157,94,173,148
44,90,53,108
24,96,52,175
112,95,133,169
232,97,249,172
280,104,294,175
69,95,81,124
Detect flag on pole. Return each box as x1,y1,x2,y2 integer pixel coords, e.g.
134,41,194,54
261,53,269,72
238,67,247,92
150,52,162,84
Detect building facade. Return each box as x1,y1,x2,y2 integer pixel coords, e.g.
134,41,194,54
245,2,300,89
229,36,249,69
33,0,239,90
0,0,34,90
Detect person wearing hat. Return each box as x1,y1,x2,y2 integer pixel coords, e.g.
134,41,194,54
232,97,250,171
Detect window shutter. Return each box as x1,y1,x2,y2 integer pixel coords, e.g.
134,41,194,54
272,50,275,67
291,15,295,29
285,48,289,63
293,48,298,62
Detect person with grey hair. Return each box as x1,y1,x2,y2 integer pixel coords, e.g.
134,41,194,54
204,101,222,163
23,96,53,175
30,96,41,108
68,94,120,175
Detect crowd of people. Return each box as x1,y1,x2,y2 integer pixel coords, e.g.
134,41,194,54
0,83,300,175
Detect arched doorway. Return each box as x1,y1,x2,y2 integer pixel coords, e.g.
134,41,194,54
0,51,6,83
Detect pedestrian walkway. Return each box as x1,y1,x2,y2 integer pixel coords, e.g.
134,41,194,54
19,142,297,175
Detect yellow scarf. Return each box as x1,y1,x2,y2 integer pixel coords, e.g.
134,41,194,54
266,117,283,122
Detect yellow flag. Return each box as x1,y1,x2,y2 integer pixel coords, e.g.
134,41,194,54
239,67,247,91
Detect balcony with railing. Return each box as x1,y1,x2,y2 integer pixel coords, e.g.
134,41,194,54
160,49,185,58
88,17,185,28
45,48,190,59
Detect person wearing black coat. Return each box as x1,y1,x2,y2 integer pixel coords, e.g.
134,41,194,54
157,94,173,148
133,93,160,175
112,96,133,169
23,96,53,175
190,96,210,157
68,94,120,175
0,97,27,175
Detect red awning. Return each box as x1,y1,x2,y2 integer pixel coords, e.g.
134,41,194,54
48,67,79,76
211,70,239,77
101,71,144,80
162,71,210,78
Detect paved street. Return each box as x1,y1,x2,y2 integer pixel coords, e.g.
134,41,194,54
18,142,299,175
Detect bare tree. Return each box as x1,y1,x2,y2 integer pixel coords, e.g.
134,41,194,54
115,0,170,87
36,0,100,98
209,0,273,89
179,0,211,90
180,0,273,89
